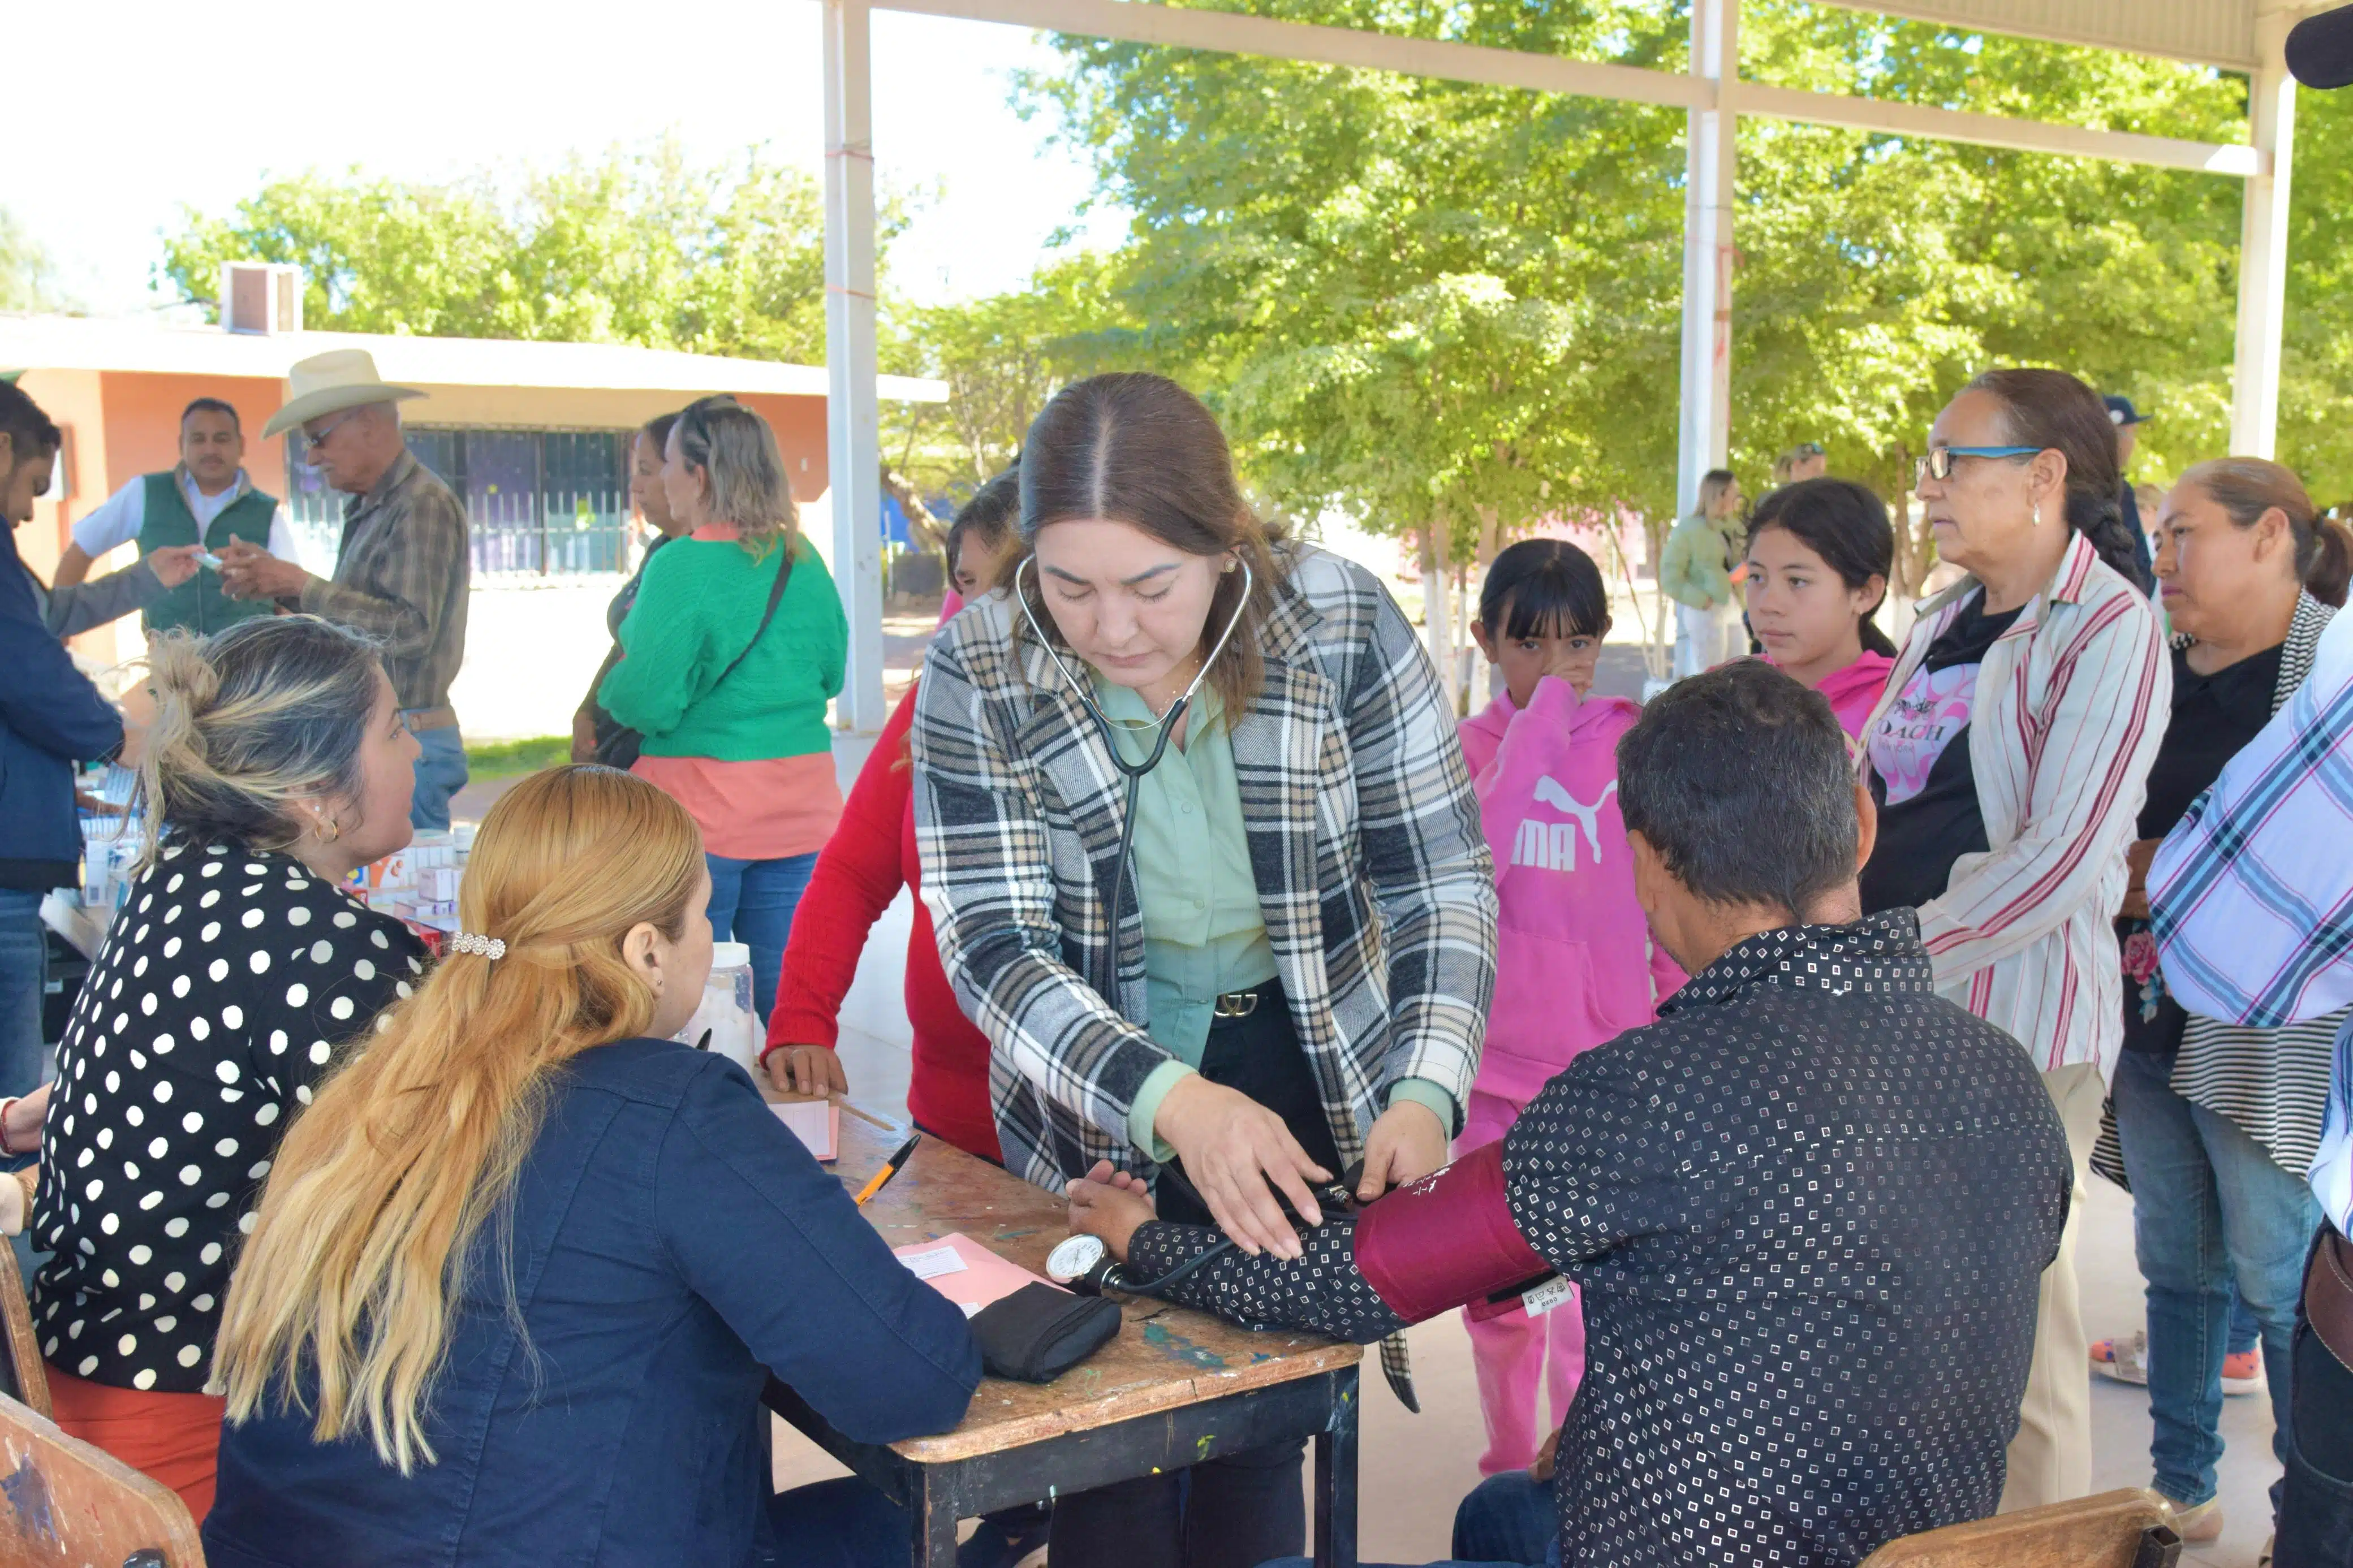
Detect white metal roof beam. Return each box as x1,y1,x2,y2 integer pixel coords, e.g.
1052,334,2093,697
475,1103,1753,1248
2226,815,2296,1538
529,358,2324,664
873,0,2256,178
1738,81,2261,176
877,0,1705,110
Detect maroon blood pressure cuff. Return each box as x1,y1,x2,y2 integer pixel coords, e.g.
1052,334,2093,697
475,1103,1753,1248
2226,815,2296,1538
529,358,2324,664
1351,1141,1549,1324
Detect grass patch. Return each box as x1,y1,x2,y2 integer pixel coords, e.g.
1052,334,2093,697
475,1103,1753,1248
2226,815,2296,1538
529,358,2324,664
464,736,572,779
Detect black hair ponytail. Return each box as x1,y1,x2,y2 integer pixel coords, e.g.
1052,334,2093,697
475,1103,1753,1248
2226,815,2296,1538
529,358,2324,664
1966,369,2149,591
1746,478,1898,656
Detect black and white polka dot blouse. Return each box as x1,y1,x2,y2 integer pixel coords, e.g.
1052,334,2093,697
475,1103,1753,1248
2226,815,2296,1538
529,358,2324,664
31,840,428,1394
1127,910,2076,1567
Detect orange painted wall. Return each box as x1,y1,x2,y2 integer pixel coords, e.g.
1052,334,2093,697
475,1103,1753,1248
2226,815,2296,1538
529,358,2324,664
15,369,104,575
736,392,829,503
98,372,289,503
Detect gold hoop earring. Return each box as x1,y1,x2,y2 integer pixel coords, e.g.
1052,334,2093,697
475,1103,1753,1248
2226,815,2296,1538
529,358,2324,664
313,811,342,844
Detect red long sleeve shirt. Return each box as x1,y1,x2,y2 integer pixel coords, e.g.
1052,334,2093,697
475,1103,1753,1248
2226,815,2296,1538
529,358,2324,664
764,686,1002,1163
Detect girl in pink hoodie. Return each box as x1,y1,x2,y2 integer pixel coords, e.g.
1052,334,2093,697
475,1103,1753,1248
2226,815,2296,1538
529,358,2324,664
1742,478,1899,736
1457,539,1684,1476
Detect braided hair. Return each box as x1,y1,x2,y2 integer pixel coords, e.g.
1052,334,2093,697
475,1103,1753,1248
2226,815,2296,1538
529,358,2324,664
1964,369,2148,590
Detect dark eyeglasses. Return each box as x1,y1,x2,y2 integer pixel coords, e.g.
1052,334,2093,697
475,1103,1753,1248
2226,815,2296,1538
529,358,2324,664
1917,445,2039,483
1795,442,1824,459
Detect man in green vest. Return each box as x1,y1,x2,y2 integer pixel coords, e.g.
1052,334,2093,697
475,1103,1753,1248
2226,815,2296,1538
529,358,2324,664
52,398,299,634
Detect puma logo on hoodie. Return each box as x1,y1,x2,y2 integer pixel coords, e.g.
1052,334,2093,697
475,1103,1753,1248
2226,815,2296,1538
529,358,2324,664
1516,777,1618,870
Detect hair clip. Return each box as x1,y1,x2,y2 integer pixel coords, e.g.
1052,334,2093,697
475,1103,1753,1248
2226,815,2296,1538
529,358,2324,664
450,931,506,960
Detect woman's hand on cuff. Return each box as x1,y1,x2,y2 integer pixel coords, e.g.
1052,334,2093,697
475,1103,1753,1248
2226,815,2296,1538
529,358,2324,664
1358,1099,1447,1202
1153,1074,1329,1260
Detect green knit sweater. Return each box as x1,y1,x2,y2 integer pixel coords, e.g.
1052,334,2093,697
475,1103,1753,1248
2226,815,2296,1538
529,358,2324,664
598,534,846,761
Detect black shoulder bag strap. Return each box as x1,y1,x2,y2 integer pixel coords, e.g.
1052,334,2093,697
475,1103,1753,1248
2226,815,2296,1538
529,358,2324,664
593,542,794,772
712,541,796,689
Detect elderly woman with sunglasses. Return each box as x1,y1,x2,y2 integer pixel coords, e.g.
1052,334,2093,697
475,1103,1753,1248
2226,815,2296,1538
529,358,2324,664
1854,368,2168,1515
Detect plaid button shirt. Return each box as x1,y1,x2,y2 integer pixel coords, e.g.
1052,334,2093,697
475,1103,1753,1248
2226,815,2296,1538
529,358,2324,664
2151,603,2353,1232
296,451,470,713
910,543,1497,1195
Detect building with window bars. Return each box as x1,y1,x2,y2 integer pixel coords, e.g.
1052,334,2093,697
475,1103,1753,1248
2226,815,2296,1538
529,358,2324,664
5,313,949,677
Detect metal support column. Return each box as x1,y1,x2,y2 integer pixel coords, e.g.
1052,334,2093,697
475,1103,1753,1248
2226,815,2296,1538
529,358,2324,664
2230,6,2298,460
825,0,888,732
1675,0,1737,515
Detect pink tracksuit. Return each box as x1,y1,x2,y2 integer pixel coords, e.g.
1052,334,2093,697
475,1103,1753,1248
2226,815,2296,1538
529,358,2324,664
1455,677,1684,1475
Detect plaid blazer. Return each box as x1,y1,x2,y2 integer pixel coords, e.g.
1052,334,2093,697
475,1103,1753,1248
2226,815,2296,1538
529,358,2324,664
910,543,1498,1194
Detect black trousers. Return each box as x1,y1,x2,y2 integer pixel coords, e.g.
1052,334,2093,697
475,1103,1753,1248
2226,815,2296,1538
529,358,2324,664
1046,982,1335,1568
2277,1224,2353,1568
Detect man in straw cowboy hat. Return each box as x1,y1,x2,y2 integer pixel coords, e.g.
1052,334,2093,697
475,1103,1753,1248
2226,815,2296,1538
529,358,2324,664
221,349,471,828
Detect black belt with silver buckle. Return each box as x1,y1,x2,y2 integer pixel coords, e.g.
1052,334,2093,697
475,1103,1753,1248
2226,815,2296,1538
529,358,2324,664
1212,988,1262,1020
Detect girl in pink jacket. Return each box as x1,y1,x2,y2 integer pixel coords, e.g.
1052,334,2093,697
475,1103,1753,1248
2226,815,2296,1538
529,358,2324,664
1457,539,1684,1476
1743,478,1899,737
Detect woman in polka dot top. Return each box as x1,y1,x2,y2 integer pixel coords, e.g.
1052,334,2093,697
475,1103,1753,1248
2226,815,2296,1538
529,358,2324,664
32,615,428,1522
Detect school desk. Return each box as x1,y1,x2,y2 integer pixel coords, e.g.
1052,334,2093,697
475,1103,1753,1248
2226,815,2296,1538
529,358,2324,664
762,1094,1364,1568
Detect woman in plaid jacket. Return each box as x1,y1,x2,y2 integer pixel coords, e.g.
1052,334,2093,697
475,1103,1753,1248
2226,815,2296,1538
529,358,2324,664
911,373,1497,1568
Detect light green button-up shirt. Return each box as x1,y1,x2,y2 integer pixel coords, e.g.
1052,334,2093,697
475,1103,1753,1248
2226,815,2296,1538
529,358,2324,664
1097,680,1457,1160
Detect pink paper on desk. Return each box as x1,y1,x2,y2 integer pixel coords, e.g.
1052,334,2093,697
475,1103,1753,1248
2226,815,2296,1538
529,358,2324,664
770,1100,838,1162
893,1233,1063,1317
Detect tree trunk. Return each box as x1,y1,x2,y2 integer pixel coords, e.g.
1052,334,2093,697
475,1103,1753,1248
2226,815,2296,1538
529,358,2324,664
1423,519,1457,709
1467,506,1501,709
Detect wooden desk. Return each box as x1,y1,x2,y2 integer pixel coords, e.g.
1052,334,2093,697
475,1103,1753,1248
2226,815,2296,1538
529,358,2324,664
764,1100,1363,1568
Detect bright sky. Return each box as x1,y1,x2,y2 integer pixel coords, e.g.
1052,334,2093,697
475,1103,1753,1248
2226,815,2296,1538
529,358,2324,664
12,0,1126,319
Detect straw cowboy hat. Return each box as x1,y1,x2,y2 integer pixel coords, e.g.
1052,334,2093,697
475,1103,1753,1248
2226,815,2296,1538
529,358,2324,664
261,349,424,439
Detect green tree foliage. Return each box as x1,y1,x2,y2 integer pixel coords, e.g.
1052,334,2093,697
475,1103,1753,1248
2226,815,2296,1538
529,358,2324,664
884,252,1136,495
2283,83,2353,506
159,137,854,365
0,207,71,312
1027,0,2351,547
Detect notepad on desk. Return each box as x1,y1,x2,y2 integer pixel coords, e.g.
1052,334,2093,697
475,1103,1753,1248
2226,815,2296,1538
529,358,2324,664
770,1099,838,1161
894,1233,1061,1317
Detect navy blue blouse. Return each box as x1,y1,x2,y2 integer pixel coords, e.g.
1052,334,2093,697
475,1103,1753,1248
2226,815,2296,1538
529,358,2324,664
204,1038,980,1567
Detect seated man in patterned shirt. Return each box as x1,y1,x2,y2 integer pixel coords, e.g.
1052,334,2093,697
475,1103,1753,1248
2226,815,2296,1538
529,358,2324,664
1067,660,2074,1568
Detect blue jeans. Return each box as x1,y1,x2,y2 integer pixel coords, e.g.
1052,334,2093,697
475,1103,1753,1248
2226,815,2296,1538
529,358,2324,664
764,1478,1050,1568
704,851,817,1020
2113,1047,2322,1510
1259,1472,1559,1568
408,723,469,832
2232,1290,2261,1357
0,890,49,1100
1453,1471,1559,1566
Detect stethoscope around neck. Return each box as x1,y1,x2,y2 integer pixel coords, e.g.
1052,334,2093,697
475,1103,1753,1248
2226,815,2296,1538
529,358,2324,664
1014,553,1256,928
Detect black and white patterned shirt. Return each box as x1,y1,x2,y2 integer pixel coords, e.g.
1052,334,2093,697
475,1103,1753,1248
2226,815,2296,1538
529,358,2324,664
1127,911,2073,1567
32,840,427,1393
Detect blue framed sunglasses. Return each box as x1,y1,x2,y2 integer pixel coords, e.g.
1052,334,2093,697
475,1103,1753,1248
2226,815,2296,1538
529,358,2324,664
1918,444,2040,482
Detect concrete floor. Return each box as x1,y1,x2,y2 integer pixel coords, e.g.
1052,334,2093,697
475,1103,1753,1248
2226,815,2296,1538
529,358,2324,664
776,1022,2286,1566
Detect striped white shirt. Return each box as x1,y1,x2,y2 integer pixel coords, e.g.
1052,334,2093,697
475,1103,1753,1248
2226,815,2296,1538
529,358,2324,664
1858,532,2170,1080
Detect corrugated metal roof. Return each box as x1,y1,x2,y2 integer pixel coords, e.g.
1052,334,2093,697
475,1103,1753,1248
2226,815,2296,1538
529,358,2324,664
0,315,950,405
1818,0,2260,69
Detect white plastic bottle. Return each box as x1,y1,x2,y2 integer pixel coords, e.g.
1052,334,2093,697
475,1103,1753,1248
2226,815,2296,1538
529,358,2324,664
680,941,761,1075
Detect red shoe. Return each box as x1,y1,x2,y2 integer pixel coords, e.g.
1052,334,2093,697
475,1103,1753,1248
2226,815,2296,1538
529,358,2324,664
2223,1347,2264,1397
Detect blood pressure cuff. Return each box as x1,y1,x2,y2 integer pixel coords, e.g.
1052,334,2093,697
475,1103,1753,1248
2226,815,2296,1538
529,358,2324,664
969,1283,1122,1383
1352,1140,1549,1325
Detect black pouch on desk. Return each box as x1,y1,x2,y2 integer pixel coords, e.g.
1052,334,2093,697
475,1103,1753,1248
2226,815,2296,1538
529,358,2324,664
971,1283,1121,1383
